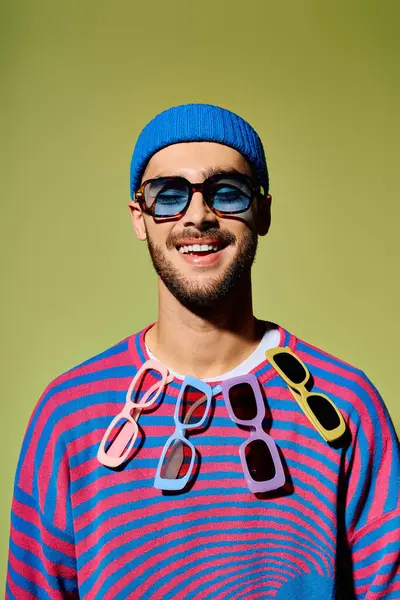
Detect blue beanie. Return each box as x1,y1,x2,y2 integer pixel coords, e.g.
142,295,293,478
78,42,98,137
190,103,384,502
130,103,269,198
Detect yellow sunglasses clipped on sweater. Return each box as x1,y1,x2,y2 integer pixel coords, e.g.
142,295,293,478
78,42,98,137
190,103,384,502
266,347,346,443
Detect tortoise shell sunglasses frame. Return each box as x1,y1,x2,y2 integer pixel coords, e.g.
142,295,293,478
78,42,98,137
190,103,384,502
132,172,268,221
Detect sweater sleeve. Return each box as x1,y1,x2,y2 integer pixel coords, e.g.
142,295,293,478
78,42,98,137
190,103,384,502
346,373,400,599
6,383,79,599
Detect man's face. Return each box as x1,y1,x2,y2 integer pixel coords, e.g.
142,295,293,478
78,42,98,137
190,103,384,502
130,142,270,310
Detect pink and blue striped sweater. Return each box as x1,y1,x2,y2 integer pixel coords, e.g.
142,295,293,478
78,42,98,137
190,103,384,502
6,324,400,599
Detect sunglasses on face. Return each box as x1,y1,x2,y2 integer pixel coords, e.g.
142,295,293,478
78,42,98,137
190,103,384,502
134,173,263,220
266,347,346,443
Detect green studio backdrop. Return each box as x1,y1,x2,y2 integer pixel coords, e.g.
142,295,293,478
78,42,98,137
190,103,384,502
1,0,399,589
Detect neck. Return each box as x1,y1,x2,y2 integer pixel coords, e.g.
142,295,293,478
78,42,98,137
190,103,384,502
145,276,265,379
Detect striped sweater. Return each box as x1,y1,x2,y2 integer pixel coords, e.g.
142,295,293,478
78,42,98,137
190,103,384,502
6,324,400,599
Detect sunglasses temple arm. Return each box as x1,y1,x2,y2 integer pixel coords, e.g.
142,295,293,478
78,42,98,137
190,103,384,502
162,439,185,480
139,380,166,405
106,407,142,459
106,373,172,460
183,394,209,426
137,371,173,404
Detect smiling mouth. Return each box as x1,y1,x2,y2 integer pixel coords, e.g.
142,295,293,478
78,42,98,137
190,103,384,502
177,242,224,255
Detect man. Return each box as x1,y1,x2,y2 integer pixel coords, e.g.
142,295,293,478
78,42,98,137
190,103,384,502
7,104,400,599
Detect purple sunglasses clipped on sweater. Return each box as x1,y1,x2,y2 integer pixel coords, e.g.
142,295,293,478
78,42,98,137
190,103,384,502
219,373,286,494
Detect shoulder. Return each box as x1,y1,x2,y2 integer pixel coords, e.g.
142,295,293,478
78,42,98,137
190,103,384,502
276,324,371,389
38,332,136,409
44,321,153,402
290,331,391,432
294,334,367,383
19,329,148,459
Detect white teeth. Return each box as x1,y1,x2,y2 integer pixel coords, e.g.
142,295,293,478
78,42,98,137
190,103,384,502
178,244,220,254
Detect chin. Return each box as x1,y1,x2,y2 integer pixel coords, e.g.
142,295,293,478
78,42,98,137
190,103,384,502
167,283,234,310
163,262,252,311
147,230,258,310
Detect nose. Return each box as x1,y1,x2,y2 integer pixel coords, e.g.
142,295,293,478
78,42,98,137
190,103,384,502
181,191,218,230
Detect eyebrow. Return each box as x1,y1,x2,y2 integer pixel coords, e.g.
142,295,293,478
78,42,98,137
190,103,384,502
150,166,249,180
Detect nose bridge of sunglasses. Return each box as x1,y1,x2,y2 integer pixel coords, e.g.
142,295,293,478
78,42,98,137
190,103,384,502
184,185,216,217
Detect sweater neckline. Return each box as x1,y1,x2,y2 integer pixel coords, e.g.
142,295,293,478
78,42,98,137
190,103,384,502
128,321,298,385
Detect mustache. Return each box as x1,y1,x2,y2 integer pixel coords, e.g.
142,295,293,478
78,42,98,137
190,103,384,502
166,228,236,250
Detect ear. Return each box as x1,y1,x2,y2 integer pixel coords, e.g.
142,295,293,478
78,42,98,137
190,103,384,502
128,201,147,241
256,193,272,236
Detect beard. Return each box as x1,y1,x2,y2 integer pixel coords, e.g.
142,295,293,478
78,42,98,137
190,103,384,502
145,227,258,311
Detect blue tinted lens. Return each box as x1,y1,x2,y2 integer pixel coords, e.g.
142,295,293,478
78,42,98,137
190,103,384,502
212,180,252,213
146,179,189,217
143,176,253,217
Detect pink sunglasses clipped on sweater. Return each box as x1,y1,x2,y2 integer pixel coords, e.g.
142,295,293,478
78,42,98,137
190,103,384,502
97,359,173,468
